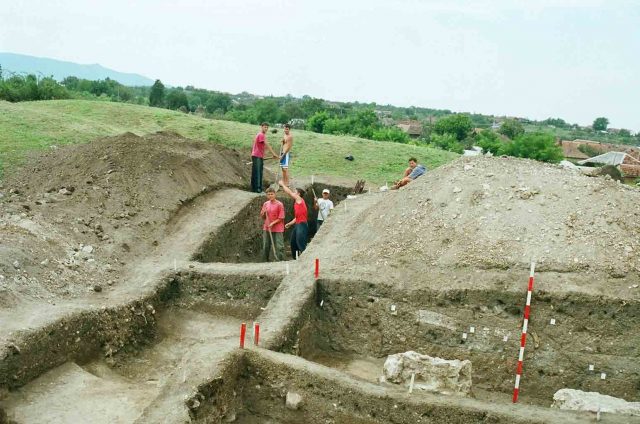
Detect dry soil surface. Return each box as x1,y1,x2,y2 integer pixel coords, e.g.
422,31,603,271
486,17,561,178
0,131,259,308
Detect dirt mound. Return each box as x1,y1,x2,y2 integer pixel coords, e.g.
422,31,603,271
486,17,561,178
348,156,640,279
0,131,255,306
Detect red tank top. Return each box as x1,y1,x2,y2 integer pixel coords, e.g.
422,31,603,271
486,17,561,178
294,200,308,223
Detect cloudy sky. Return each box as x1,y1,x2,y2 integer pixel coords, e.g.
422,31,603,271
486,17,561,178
2,0,639,130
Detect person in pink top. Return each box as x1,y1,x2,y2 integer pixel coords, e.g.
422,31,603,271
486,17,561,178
260,187,285,261
251,122,279,193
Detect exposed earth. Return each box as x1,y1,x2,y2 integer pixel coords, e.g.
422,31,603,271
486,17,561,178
1,134,639,423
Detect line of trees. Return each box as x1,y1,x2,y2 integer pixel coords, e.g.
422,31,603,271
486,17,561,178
1,68,638,158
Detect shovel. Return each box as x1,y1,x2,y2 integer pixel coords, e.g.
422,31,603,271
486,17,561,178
269,146,283,192
265,216,279,261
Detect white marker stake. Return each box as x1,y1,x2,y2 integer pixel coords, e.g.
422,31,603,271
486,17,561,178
503,335,509,342
409,373,415,394
469,326,475,334
311,175,314,185
462,332,467,340
600,373,606,380
320,300,324,307
589,364,595,371
550,318,556,325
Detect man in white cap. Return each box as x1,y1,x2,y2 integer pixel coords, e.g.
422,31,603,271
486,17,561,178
313,188,334,230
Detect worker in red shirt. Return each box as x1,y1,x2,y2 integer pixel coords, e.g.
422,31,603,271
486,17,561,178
260,187,285,261
251,122,278,193
279,180,308,259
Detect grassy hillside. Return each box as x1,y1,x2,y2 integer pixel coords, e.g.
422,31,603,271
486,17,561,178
0,100,458,184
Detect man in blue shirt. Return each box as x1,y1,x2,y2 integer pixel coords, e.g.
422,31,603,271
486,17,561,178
393,157,426,189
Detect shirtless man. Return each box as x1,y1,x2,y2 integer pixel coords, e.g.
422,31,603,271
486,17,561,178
280,124,294,186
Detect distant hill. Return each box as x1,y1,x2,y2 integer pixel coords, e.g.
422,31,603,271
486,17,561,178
0,52,154,87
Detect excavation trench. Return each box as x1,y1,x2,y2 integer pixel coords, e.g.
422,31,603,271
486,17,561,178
285,278,640,407
187,349,635,424
192,183,352,263
0,271,281,423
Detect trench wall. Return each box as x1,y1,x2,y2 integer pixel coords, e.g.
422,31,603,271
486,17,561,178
294,278,640,405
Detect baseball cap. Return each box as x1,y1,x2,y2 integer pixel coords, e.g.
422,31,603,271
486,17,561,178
322,189,330,194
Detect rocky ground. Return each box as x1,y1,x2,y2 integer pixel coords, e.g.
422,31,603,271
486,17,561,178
0,131,257,308
332,156,640,285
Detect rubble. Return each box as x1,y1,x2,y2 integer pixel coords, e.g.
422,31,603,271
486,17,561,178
383,351,472,396
552,389,640,416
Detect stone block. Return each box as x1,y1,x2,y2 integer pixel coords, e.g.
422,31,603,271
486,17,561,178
383,351,472,396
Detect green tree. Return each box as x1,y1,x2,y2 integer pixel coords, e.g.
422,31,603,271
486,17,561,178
300,97,326,118
542,117,568,128
430,133,464,153
499,132,563,163
149,79,165,107
618,129,631,138
38,77,69,100
279,101,304,123
252,98,280,124
475,130,502,155
498,118,525,139
372,127,410,143
592,117,609,131
433,114,472,141
166,88,189,110
306,111,330,133
205,92,232,114
323,117,350,135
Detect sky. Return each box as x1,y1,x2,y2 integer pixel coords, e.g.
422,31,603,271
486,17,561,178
1,0,639,131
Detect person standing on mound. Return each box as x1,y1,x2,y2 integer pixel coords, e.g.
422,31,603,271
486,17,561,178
279,180,308,259
251,122,279,193
280,124,294,186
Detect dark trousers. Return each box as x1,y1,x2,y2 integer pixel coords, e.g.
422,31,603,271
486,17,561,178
290,222,308,259
316,219,324,230
251,156,264,193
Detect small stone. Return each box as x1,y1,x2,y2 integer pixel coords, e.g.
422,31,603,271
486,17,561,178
93,285,103,293
59,188,71,195
81,245,94,254
285,391,303,410
12,261,20,269
453,187,462,193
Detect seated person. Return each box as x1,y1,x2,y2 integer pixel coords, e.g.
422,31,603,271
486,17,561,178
393,157,426,189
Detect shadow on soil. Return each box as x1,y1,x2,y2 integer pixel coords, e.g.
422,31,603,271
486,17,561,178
192,183,352,263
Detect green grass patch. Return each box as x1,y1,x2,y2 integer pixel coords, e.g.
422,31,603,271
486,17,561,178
0,100,458,184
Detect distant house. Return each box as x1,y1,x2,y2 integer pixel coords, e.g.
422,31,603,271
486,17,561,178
396,120,422,139
558,139,640,161
578,151,640,183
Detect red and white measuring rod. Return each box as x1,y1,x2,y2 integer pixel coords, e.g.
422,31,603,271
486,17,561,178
512,261,536,403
